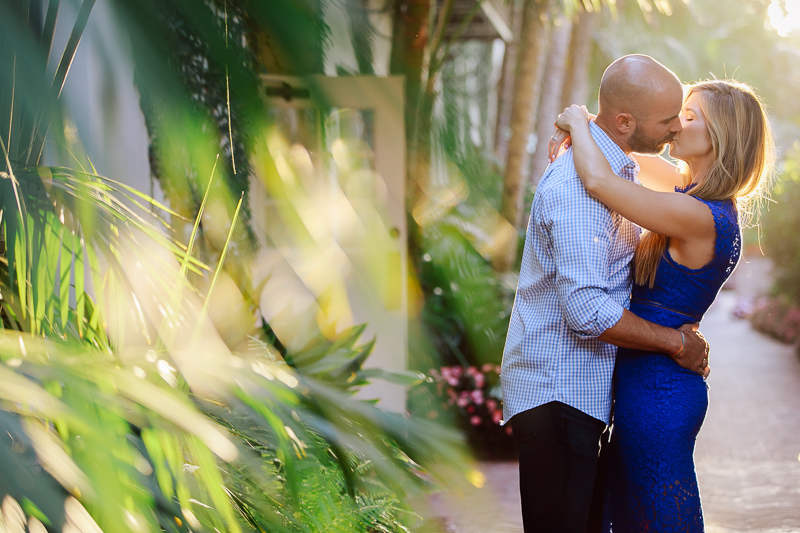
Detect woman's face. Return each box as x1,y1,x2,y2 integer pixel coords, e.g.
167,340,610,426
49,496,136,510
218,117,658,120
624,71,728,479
667,91,713,164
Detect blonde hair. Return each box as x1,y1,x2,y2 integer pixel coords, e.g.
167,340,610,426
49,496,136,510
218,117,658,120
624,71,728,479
634,80,776,288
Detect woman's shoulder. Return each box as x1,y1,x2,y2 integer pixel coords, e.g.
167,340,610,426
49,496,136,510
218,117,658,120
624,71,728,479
693,197,741,253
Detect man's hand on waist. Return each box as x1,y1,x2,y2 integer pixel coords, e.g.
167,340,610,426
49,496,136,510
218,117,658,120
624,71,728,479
670,322,710,377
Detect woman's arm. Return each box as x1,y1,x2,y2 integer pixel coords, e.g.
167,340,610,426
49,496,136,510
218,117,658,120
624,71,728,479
554,105,713,241
548,112,683,193
633,153,685,192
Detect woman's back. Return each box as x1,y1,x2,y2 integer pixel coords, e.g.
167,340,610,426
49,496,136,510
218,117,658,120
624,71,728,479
631,195,740,327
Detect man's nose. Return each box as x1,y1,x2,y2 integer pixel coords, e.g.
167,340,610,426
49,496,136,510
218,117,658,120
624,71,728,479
672,117,683,132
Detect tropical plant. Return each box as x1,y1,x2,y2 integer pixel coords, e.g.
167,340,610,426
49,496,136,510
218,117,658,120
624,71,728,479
761,147,800,308
410,363,516,460
747,295,800,345
0,0,474,531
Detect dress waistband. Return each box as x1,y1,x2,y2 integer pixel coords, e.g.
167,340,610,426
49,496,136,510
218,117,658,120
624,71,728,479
630,297,702,322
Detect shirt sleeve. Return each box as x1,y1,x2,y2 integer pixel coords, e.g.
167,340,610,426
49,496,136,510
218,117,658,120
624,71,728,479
540,174,625,339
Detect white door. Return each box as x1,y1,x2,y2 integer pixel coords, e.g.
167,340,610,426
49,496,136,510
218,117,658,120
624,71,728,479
251,75,408,411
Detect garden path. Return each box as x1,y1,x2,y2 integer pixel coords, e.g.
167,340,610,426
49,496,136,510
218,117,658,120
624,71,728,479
427,257,800,532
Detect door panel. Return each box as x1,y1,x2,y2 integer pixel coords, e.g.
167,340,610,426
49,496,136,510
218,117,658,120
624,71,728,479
251,76,407,411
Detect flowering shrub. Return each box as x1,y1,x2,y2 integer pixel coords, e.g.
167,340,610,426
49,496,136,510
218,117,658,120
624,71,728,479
416,364,515,459
747,296,800,345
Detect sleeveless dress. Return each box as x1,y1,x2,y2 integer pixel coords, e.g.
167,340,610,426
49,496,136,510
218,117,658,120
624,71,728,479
604,192,741,532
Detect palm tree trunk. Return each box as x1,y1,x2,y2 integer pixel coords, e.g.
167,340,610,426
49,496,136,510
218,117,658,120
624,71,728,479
390,0,430,127
493,0,523,161
529,12,573,187
389,0,431,255
560,8,597,109
494,0,552,272
347,0,375,74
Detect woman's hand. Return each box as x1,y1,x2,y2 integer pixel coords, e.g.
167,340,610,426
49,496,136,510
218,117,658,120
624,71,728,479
555,104,591,132
548,128,571,163
547,105,593,163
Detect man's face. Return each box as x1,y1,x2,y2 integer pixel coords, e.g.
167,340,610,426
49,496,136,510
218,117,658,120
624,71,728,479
628,90,683,154
629,121,678,154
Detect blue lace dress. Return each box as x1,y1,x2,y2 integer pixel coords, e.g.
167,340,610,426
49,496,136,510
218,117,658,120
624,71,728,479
604,193,741,532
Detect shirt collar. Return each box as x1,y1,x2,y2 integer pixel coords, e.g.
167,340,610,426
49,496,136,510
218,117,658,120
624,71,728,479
588,121,639,180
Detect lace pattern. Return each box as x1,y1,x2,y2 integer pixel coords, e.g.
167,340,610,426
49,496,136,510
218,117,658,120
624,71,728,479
604,195,740,532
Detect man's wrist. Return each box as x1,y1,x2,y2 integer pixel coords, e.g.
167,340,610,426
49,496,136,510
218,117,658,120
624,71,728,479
668,330,685,358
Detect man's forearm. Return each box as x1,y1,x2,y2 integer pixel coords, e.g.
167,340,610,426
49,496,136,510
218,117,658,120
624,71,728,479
598,309,709,375
598,309,682,354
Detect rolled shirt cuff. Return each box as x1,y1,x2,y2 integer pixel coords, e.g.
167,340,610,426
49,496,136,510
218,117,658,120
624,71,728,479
571,297,624,339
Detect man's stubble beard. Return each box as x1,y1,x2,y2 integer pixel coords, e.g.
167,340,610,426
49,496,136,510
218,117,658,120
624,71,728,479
629,123,675,155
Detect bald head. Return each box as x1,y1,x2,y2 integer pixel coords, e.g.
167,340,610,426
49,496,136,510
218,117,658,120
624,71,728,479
599,55,682,119
596,55,684,154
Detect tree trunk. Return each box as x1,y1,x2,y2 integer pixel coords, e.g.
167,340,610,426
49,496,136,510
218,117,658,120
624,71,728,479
347,0,375,74
390,0,430,126
494,0,553,272
560,8,597,109
529,12,573,187
389,0,431,255
493,0,524,161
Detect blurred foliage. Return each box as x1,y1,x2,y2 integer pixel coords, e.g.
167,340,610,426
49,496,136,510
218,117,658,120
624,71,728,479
409,364,515,460
762,146,800,306
410,41,515,375
4,0,800,527
588,0,800,123
137,0,260,246
406,42,517,457
748,295,800,345
0,0,473,531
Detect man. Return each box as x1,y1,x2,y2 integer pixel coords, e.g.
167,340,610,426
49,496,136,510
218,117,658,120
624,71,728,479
500,55,710,532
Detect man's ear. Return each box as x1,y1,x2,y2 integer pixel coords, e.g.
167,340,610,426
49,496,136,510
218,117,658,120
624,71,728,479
615,113,635,134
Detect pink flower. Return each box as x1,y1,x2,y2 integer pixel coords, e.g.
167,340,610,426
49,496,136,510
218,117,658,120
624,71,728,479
473,373,486,388
467,366,478,376
505,426,513,435
492,410,503,424
481,363,494,373
486,399,497,412
470,416,482,426
451,366,463,378
446,376,459,386
456,395,470,408
470,389,484,405
467,406,476,413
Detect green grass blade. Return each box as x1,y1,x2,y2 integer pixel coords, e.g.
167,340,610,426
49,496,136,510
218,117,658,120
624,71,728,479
15,221,27,321
44,215,61,330
51,0,95,99
28,0,95,164
193,192,243,344
33,216,48,334
85,242,104,334
41,1,60,61
58,224,70,329
179,155,217,281
158,156,218,351
74,232,85,338
186,435,242,533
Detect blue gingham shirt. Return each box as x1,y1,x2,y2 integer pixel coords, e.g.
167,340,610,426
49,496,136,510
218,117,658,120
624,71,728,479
501,122,641,425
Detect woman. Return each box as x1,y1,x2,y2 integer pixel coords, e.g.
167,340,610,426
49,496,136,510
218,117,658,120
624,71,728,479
549,80,775,531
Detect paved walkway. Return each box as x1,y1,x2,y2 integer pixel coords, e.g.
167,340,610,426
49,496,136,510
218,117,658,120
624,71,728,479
427,258,800,532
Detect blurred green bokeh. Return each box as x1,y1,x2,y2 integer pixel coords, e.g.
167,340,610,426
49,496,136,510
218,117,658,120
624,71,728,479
2,0,800,530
